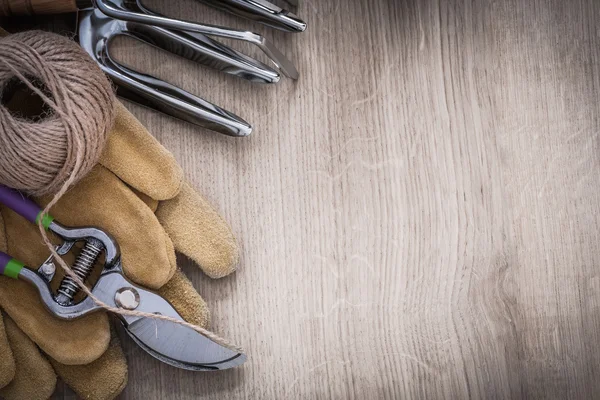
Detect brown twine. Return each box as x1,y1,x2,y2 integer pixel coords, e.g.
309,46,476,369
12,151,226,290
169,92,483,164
0,31,113,196
0,31,242,353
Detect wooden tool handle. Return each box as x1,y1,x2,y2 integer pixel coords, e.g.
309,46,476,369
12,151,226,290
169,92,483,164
0,0,78,16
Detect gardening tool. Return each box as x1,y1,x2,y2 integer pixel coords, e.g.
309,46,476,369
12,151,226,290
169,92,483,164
0,0,306,137
0,184,246,371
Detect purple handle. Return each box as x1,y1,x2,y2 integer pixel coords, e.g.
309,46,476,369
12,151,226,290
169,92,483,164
0,250,24,279
0,251,11,272
0,185,42,224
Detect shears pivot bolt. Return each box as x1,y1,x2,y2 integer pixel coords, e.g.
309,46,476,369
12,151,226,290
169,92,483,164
115,287,140,310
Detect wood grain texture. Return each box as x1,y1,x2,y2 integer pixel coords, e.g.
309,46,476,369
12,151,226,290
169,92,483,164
54,0,600,398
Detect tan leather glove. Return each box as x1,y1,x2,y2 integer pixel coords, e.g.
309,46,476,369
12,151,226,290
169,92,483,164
0,102,239,399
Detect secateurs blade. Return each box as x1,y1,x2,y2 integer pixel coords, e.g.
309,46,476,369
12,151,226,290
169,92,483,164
0,184,246,371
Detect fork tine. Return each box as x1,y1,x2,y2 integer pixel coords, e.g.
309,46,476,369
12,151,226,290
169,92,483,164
113,63,253,136
117,22,281,84
195,0,307,33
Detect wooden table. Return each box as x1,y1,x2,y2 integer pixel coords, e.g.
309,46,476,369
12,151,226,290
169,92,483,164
54,0,600,398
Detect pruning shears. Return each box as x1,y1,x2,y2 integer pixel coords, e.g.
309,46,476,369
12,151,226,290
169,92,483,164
0,184,246,370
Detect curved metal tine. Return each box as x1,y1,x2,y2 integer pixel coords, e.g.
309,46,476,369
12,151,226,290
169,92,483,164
124,15,280,83
95,0,300,79
111,59,253,137
196,0,307,32
78,9,252,137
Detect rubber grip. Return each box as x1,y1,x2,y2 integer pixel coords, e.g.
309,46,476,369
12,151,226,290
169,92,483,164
0,185,42,224
0,251,11,272
0,251,22,279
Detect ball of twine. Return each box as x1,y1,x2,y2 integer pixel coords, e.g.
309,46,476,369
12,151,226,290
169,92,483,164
0,31,115,196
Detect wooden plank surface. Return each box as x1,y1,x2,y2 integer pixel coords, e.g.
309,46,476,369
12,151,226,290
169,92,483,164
57,0,600,398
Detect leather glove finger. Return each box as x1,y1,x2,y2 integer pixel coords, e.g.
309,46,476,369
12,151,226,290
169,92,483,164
156,181,238,279
100,101,182,201
0,316,56,400
0,313,15,389
0,313,127,400
51,327,128,400
101,103,239,278
0,308,127,400
158,269,210,327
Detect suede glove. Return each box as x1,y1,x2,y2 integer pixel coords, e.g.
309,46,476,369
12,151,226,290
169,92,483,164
0,102,239,400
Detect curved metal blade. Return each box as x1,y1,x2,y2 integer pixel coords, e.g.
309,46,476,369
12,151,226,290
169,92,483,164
123,318,247,370
88,271,246,370
121,287,245,369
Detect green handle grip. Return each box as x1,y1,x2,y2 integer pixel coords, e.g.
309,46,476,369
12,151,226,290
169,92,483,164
0,251,23,279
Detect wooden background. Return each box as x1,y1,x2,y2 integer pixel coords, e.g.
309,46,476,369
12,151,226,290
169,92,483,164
51,0,600,398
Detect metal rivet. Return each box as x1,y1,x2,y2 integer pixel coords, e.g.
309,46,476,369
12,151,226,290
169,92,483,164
41,262,55,275
115,287,140,310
